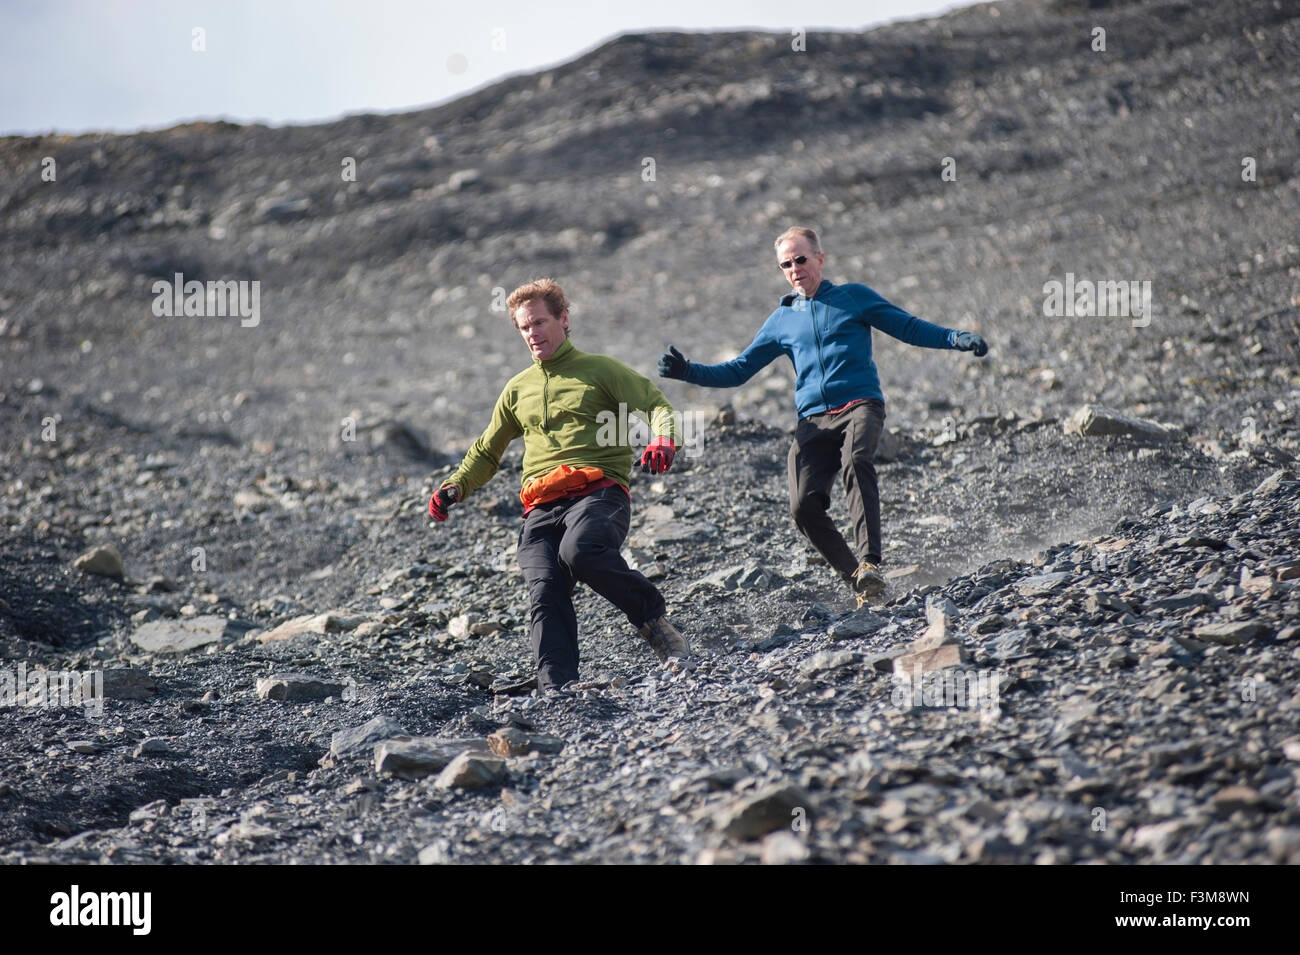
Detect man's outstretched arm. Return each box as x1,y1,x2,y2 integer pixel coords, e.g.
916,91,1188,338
658,324,785,388
431,386,522,521
857,286,988,356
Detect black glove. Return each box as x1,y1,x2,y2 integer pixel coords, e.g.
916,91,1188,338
950,330,988,357
658,344,690,380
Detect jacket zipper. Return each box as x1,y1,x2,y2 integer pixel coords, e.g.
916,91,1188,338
810,295,831,410
541,364,550,430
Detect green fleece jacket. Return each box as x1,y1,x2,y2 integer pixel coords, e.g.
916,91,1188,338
447,339,681,499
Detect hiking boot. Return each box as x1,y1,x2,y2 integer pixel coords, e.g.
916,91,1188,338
851,561,886,608
638,615,690,662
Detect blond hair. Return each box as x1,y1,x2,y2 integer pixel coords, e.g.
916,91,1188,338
507,278,569,325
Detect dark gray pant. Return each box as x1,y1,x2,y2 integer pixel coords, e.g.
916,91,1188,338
787,399,886,579
516,485,665,690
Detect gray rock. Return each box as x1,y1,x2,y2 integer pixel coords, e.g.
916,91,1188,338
255,196,311,222
1102,646,1136,669
893,643,967,676
133,737,171,757
716,784,812,841
256,672,345,702
330,715,407,758
761,830,811,864
913,600,960,651
865,648,907,672
1015,572,1072,596
1212,785,1263,813
130,615,227,654
214,822,277,845
874,427,906,463
448,613,482,638
1085,593,1133,615
642,521,718,544
1138,672,1199,702
446,169,481,192
128,799,169,822
800,650,857,676
418,839,452,864
101,668,157,700
1144,741,1201,767
366,419,437,460
1194,620,1269,644
1063,404,1172,441
1129,819,1194,856
258,610,369,643
751,625,798,652
487,727,565,757
1147,593,1214,613
65,740,99,754
434,751,508,789
694,561,779,591
1253,469,1290,496
374,737,490,779
828,609,890,640
366,174,413,199
926,596,959,629
73,545,124,579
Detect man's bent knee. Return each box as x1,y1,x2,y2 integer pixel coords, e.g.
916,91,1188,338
557,535,616,578
792,490,829,517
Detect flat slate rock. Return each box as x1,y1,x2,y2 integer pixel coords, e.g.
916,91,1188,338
1063,404,1173,441
256,672,345,702
800,650,858,676
257,610,369,643
693,561,781,591
330,715,407,758
1015,572,1072,596
374,737,491,779
130,615,228,654
1193,620,1270,644
828,609,890,640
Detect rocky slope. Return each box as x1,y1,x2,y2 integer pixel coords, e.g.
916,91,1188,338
0,0,1298,863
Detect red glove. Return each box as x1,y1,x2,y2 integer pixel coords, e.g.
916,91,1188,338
639,437,676,474
428,484,460,522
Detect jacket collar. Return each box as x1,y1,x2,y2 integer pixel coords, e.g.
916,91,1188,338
534,337,577,368
780,279,833,307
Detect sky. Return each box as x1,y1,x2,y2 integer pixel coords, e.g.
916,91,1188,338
0,0,970,136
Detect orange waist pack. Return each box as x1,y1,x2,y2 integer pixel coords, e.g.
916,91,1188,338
520,465,605,509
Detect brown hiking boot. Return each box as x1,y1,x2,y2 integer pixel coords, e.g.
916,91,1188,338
638,615,690,662
851,562,886,608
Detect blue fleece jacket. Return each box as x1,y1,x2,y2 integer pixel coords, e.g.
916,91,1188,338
682,280,957,417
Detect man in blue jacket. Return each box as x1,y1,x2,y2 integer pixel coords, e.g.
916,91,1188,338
658,226,988,606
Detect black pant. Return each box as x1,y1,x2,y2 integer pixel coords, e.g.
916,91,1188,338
516,485,666,690
787,399,886,579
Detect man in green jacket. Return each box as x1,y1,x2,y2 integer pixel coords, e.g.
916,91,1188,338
429,278,688,693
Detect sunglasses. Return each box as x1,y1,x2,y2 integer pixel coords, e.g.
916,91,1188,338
778,255,810,270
